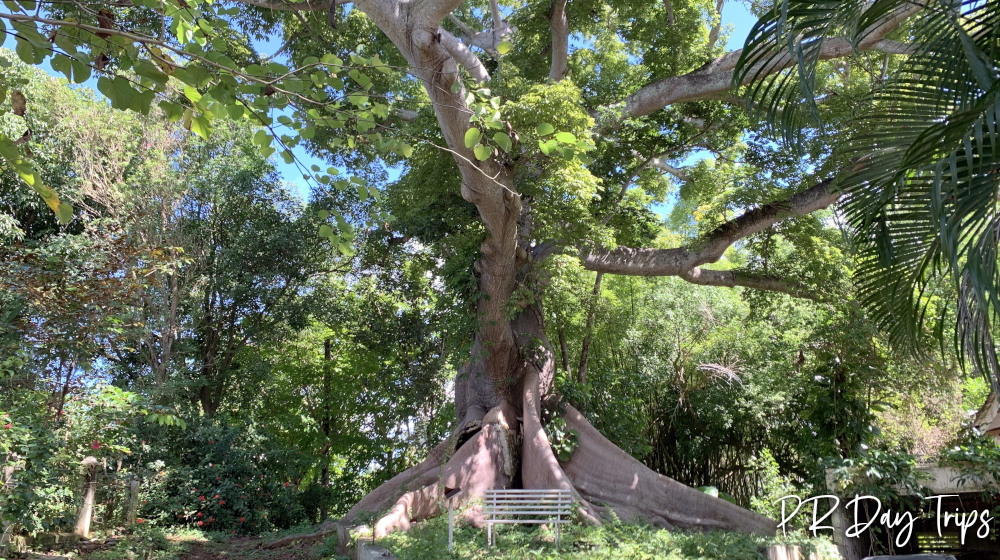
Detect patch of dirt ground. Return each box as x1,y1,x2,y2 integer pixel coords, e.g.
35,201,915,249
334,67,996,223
171,536,324,560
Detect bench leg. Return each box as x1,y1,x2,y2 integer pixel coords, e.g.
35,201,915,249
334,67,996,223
555,517,560,549
488,522,492,546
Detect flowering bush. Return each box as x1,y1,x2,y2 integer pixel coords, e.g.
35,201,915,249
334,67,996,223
135,420,307,535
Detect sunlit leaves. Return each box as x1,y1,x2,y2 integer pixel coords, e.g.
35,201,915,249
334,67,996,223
0,1,405,253
464,127,482,149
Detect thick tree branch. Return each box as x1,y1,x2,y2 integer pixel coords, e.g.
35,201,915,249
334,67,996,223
651,159,689,180
614,3,922,119
549,0,569,82
679,268,822,301
440,28,490,82
447,13,476,37
581,178,837,276
872,39,918,55
707,0,725,53
489,0,503,31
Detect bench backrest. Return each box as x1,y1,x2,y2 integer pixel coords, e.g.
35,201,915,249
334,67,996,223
483,489,573,520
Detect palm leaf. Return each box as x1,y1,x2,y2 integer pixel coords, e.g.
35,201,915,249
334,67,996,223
737,0,1000,390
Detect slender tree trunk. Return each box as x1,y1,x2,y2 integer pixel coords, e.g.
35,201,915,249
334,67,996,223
557,328,571,377
577,272,603,386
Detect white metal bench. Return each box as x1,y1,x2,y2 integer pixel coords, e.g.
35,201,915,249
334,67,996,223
483,488,573,548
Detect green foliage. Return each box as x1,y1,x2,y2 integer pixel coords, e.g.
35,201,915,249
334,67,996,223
0,1,404,243
382,514,838,560
0,382,147,536
826,448,928,508
544,417,579,463
135,419,307,534
736,0,1000,389
938,430,1000,493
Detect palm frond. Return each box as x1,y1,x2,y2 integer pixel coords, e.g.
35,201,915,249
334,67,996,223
737,0,1000,390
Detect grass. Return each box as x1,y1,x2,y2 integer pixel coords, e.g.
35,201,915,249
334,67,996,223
380,515,841,560
68,515,840,560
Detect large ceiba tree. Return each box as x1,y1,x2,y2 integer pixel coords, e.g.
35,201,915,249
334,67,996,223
0,0,928,541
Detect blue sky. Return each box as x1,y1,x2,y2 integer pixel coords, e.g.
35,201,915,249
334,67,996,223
3,2,760,201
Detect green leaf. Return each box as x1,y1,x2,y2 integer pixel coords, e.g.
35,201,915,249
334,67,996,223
539,139,560,156
184,86,202,104
50,54,72,80
318,224,334,237
134,59,169,84
158,100,185,122
493,132,512,152
473,144,491,161
253,129,271,148
536,123,554,136
14,38,42,65
555,131,576,144
464,127,482,149
497,41,513,55
187,113,211,139
56,203,73,224
70,60,91,84
97,77,135,110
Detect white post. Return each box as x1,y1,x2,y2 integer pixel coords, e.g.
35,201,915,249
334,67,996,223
74,457,99,539
126,478,140,525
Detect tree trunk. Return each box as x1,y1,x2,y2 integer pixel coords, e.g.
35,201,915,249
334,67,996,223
577,272,603,386
329,304,774,540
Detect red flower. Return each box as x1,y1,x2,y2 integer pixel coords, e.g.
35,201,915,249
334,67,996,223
199,496,205,501
219,500,225,505
198,521,203,526
3,423,10,429
91,440,101,450
239,517,245,522
209,517,214,522
197,512,203,517
137,518,143,523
